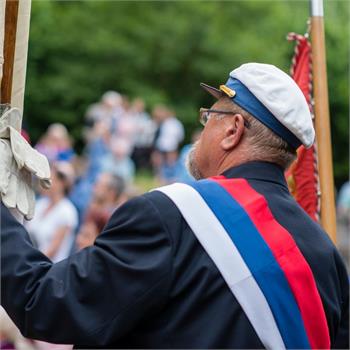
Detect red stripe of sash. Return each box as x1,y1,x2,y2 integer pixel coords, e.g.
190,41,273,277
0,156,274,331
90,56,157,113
212,176,330,349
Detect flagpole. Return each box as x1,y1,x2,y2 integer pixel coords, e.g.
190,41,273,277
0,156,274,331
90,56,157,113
11,0,31,114
310,0,337,242
1,0,19,104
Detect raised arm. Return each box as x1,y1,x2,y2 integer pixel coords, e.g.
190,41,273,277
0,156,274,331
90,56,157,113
1,195,173,347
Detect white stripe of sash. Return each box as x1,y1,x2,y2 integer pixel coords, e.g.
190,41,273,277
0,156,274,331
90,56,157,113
156,183,285,350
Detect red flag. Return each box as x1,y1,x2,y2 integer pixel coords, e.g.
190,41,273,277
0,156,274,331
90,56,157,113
285,33,320,222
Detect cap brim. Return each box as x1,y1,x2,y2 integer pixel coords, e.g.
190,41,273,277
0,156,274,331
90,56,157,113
200,82,223,99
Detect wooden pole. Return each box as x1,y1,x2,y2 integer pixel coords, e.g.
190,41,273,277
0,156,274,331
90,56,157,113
310,0,337,242
11,0,31,114
1,0,19,104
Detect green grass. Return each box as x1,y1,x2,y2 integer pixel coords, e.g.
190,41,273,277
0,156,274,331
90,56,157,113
134,170,161,193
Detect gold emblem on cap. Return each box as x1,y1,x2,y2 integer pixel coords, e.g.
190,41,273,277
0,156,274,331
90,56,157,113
219,85,236,98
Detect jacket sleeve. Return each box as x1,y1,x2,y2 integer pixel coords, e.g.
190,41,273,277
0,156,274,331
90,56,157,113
0,194,173,346
332,248,349,349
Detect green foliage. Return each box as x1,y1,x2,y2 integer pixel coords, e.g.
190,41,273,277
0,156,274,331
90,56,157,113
24,0,349,187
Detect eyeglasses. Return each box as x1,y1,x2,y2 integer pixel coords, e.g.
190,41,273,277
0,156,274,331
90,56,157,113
199,108,251,129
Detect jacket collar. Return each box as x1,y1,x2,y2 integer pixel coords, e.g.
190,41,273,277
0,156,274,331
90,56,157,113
221,161,288,189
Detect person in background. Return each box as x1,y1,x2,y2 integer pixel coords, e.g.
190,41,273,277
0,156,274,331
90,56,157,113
130,98,156,170
69,119,111,221
26,162,78,263
110,96,140,163
35,123,75,162
75,211,108,251
84,91,123,135
75,173,127,251
152,105,184,184
88,172,127,216
101,138,135,183
86,119,112,179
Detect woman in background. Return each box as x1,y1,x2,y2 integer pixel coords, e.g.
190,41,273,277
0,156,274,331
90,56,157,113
26,162,78,263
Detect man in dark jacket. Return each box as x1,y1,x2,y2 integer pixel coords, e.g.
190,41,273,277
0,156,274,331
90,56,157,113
1,63,349,348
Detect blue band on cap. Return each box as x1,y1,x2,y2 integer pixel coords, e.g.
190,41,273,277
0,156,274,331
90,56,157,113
226,78,301,149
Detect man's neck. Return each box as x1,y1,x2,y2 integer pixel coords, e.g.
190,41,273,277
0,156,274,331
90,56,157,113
216,148,251,177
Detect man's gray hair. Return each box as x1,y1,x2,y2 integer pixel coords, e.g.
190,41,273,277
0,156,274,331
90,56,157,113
218,97,297,169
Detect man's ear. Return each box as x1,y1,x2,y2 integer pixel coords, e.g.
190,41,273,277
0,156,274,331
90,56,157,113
220,114,245,151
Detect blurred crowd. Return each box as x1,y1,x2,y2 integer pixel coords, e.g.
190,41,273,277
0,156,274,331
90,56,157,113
28,91,198,262
0,91,199,350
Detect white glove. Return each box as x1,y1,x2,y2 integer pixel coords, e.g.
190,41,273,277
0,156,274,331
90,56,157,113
0,107,51,220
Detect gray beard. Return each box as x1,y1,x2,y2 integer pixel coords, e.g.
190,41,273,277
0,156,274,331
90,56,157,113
185,142,204,180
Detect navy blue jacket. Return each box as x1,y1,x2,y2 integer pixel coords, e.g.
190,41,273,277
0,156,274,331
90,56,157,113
1,161,349,348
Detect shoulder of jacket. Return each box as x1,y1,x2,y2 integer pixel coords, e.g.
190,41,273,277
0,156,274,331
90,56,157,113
141,189,180,215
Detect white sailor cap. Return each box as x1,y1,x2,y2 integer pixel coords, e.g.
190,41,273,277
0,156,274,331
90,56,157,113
201,63,315,149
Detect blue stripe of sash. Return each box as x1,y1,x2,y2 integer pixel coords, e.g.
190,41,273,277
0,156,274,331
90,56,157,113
191,179,310,349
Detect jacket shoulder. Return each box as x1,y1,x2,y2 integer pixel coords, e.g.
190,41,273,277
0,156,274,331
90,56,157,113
142,189,184,223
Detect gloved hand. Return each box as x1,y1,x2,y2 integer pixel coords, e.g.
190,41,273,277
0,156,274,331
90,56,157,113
0,107,51,220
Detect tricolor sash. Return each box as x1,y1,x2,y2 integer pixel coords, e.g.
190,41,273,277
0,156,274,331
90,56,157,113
156,178,329,349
